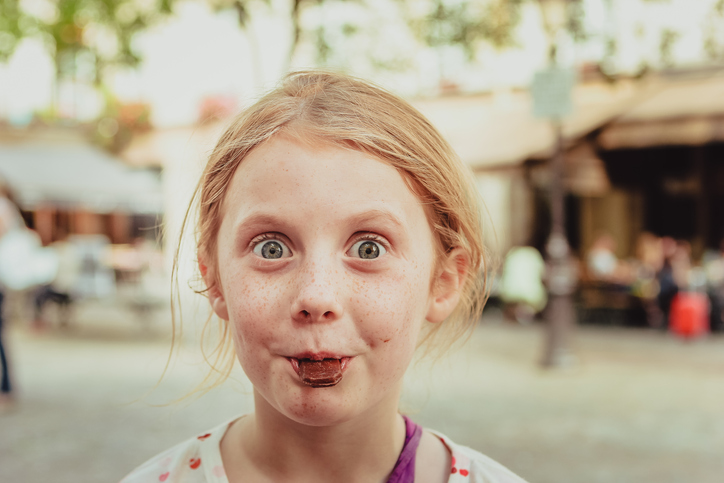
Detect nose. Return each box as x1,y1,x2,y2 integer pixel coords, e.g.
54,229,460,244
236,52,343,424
290,260,344,324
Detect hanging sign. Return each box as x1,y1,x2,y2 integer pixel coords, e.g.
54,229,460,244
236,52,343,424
531,67,575,119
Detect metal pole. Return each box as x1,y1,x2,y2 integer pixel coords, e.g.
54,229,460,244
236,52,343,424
541,120,577,368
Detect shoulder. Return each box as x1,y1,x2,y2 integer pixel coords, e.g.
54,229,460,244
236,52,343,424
120,420,233,483
429,430,530,483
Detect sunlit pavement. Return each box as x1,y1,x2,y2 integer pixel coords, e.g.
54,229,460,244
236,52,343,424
1,301,724,483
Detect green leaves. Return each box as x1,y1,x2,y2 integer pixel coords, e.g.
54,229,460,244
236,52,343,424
408,0,524,57
0,0,25,61
0,0,178,81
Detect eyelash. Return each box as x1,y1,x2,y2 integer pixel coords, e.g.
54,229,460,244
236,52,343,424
248,233,389,253
350,233,388,250
251,233,278,242
249,233,287,248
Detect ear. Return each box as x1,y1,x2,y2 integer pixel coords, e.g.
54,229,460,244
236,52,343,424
199,256,229,321
426,248,468,324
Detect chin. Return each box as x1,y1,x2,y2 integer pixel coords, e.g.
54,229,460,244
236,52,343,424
278,387,360,428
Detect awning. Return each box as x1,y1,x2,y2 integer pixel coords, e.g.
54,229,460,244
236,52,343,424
118,80,646,175
0,137,163,214
598,70,724,149
411,80,642,171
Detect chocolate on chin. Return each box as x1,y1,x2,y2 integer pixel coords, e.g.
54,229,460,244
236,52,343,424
299,359,342,387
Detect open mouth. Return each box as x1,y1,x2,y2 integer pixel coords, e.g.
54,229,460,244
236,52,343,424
288,357,351,387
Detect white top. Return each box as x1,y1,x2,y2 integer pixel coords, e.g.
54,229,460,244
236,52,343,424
120,417,529,483
0,197,23,238
499,246,547,311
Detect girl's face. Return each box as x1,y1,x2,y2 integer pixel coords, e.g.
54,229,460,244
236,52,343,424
205,134,456,427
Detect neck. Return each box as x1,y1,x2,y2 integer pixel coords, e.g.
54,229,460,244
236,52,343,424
227,390,407,483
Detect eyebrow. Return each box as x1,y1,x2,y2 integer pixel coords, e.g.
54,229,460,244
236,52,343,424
232,213,289,238
233,208,405,238
344,209,405,231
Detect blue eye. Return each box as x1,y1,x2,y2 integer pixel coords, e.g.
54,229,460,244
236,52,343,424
350,239,387,259
253,239,291,259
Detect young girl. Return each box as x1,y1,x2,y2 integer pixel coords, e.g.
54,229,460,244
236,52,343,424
122,71,528,483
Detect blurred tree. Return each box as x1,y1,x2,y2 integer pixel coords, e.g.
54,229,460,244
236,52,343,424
93,97,152,152
704,0,724,61
406,0,724,83
207,0,335,75
659,28,680,68
409,0,525,58
206,0,268,87
0,0,176,115
202,0,583,81
0,0,24,62
404,0,557,83
309,5,416,74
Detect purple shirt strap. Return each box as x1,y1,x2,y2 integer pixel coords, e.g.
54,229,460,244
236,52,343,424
386,415,423,483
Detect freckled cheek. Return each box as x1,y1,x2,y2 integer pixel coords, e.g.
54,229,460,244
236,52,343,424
352,277,427,345
224,275,288,348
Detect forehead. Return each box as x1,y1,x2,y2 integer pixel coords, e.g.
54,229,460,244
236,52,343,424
220,135,432,232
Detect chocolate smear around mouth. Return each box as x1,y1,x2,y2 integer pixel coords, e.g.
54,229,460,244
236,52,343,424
298,358,342,387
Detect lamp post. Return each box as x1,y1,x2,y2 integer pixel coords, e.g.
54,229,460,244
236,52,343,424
535,0,578,368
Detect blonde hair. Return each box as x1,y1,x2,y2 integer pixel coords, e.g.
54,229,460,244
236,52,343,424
174,71,490,393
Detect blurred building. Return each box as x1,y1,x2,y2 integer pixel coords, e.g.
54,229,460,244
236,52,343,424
0,127,163,246
418,66,724,263
116,67,724,267
414,77,640,256
590,68,724,260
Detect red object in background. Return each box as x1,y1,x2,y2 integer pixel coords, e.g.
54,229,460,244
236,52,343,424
669,292,710,338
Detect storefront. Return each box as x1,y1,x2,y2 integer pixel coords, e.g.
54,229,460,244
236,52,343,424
0,128,163,246
584,70,724,260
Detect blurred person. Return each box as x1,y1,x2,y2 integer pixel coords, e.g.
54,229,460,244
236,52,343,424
586,233,617,280
703,239,724,331
672,240,692,290
32,232,79,329
634,232,664,274
32,285,72,330
0,183,59,410
125,237,167,324
585,232,631,284
135,237,166,298
656,237,681,330
630,233,663,327
0,183,25,410
499,246,547,324
72,234,115,299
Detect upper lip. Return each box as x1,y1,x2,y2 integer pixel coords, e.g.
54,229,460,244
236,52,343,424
288,352,348,361
286,353,353,376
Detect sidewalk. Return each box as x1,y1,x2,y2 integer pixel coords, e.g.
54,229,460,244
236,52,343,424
1,302,723,483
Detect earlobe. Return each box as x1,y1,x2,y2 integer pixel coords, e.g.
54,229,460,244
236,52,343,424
209,286,229,321
199,258,229,321
426,248,468,324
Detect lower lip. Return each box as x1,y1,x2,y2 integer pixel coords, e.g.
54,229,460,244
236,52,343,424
288,357,352,377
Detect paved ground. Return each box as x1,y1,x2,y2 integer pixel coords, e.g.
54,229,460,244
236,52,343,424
1,300,724,483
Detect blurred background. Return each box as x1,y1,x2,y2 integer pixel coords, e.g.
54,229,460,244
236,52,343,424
1,0,724,482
